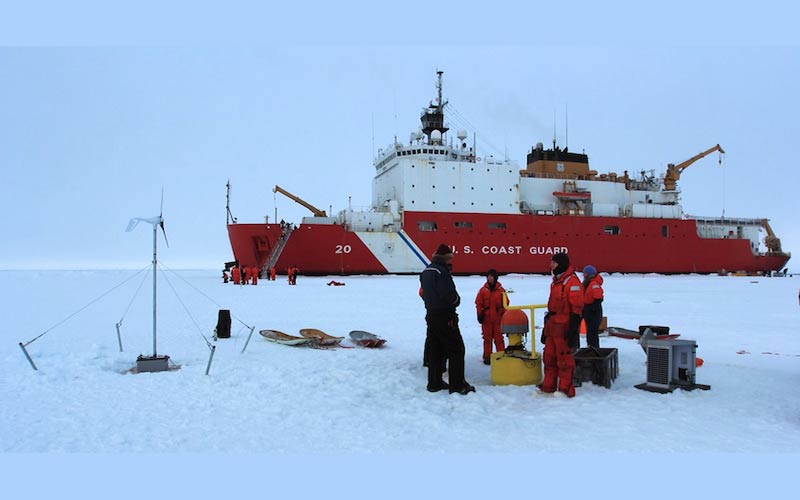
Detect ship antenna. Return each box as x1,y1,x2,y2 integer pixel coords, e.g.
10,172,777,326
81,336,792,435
565,103,569,150
226,180,230,225
553,108,557,149
721,150,726,218
436,69,443,110
226,180,236,224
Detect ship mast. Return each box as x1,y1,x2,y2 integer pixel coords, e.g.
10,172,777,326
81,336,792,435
421,70,448,144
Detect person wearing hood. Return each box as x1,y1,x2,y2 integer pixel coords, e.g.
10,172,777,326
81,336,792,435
582,265,604,349
540,252,584,397
419,244,475,395
475,268,507,365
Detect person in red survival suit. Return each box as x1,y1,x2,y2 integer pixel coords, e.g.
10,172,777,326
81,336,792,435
475,268,506,365
231,265,241,285
540,252,584,397
581,265,604,349
243,266,252,285
250,266,259,285
269,267,276,281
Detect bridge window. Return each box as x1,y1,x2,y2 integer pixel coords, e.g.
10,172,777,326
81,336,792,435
454,221,473,228
418,221,438,232
488,222,507,230
604,226,620,235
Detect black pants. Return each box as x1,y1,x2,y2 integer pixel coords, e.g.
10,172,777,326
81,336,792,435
423,336,448,372
425,311,466,390
583,304,603,349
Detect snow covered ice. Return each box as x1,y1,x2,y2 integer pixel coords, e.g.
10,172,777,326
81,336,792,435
2,270,799,454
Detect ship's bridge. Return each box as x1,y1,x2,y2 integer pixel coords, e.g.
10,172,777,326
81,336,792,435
374,141,478,171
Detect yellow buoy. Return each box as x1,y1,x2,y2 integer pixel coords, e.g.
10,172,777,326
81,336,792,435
490,300,545,386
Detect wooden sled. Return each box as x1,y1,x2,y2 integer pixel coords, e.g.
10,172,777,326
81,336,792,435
259,329,312,346
349,330,387,348
299,328,345,346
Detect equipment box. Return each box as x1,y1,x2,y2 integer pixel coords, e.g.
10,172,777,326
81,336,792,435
573,347,618,388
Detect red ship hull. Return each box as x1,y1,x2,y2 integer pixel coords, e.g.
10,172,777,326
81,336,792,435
228,211,789,275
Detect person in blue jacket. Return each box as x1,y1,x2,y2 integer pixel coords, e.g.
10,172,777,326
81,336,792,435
419,244,475,395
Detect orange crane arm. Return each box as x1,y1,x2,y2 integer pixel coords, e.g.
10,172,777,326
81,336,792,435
663,144,725,190
672,144,725,172
273,185,327,217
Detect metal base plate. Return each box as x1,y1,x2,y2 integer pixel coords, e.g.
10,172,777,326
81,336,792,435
134,354,176,373
635,382,711,393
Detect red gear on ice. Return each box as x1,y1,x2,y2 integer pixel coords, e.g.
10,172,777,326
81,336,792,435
475,280,507,360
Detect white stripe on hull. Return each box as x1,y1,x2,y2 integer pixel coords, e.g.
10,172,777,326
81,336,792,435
354,230,429,273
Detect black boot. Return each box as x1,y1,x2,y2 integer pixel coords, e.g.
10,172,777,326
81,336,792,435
450,382,476,395
427,380,450,392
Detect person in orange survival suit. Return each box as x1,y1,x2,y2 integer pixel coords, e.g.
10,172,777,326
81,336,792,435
231,265,241,285
540,252,584,397
475,268,506,365
581,265,604,349
250,265,259,285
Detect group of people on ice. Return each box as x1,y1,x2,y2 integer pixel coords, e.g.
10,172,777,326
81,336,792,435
420,243,604,398
222,264,299,285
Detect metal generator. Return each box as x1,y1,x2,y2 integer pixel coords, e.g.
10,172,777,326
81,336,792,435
636,339,710,393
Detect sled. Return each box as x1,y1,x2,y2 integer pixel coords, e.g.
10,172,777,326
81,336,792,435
349,330,387,348
607,326,680,341
299,328,345,346
259,329,312,346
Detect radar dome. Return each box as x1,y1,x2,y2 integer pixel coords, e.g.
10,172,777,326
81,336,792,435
457,129,467,141
430,130,442,143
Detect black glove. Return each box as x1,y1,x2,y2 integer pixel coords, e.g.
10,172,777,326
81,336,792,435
544,311,553,324
477,312,484,324
567,313,581,349
540,331,546,345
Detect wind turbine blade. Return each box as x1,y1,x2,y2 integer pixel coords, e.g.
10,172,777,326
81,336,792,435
160,220,170,248
125,218,140,232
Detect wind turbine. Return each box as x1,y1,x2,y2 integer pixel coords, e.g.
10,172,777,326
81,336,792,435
126,191,175,373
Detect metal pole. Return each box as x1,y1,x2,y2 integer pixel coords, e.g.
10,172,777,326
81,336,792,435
115,322,124,352
241,325,256,353
19,342,38,371
226,180,231,225
152,223,158,357
205,344,216,375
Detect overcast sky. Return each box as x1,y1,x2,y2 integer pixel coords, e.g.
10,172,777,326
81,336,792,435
2,13,799,270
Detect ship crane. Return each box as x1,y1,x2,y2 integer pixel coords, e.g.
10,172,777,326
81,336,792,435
273,185,327,217
761,219,783,252
663,144,725,191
